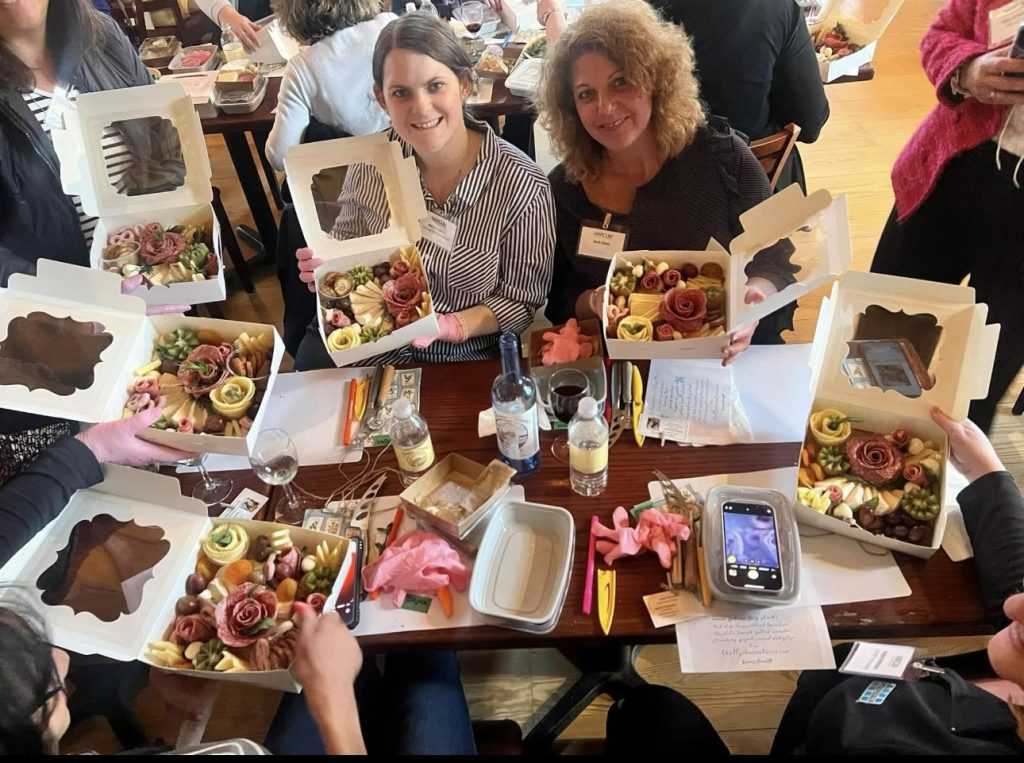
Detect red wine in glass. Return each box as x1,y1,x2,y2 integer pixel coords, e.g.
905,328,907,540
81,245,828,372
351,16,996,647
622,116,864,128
466,21,482,33
551,383,588,424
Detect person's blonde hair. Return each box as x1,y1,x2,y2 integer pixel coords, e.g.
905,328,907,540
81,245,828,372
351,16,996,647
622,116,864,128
535,0,704,183
273,0,381,44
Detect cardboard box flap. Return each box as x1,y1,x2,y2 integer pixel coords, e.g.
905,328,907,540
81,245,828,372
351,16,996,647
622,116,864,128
808,271,999,421
728,187,851,328
52,83,212,219
817,0,904,44
251,16,302,64
284,134,426,263
0,261,146,423
0,466,207,663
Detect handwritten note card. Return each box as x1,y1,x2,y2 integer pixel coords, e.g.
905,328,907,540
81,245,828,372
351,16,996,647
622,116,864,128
676,606,835,673
639,360,752,445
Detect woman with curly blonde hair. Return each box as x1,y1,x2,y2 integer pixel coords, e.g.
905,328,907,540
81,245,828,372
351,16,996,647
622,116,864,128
537,0,799,363
265,0,396,170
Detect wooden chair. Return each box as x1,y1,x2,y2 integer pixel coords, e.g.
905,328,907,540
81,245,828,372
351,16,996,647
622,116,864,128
749,123,802,191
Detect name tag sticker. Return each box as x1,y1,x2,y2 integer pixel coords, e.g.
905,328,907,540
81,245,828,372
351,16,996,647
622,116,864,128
577,217,630,260
990,1,1024,47
421,212,458,251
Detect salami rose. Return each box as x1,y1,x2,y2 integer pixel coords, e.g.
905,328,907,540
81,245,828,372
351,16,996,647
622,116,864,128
173,613,215,645
140,229,186,265
903,463,929,488
661,269,681,288
382,274,424,314
214,583,278,647
394,307,418,328
891,428,909,449
845,435,905,485
639,271,662,292
390,260,410,278
655,323,675,341
177,345,229,396
659,288,707,333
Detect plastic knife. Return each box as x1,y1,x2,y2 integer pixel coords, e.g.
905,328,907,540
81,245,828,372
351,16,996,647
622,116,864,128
631,364,645,447
597,568,616,636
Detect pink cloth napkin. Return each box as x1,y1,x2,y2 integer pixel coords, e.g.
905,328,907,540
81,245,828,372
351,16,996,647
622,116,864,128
361,530,469,608
593,506,691,569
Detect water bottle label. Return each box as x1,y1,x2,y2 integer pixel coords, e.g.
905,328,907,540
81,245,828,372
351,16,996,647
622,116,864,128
569,443,607,475
495,408,539,460
395,437,435,474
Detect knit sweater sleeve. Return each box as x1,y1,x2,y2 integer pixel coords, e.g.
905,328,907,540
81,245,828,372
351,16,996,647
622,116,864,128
0,436,103,569
921,0,987,108
266,60,313,172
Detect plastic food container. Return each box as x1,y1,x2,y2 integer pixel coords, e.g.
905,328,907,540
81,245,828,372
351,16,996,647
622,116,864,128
169,44,220,74
469,499,575,633
214,76,268,114
505,56,542,98
703,485,801,606
139,36,180,68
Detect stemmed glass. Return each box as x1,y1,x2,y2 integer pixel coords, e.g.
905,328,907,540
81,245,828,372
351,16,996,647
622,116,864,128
548,368,591,463
189,455,235,508
460,1,485,37
249,428,312,526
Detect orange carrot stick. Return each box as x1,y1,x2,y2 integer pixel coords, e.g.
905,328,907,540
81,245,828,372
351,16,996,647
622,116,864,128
437,585,453,618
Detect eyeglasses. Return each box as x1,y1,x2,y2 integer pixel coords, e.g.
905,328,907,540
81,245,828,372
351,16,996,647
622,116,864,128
37,668,68,712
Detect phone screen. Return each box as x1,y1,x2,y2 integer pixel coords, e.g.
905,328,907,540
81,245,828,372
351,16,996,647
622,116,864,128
335,536,363,629
723,501,783,591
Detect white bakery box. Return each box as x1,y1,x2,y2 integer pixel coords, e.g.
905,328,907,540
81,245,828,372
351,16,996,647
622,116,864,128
285,134,440,367
602,185,851,360
0,466,351,692
0,260,283,457
799,270,999,558
814,0,904,83
251,15,303,64
51,83,226,308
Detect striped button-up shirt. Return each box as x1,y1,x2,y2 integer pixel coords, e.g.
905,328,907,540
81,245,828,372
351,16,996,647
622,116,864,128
331,120,556,363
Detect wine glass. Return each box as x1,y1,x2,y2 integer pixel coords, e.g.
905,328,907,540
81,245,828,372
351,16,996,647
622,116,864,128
189,454,235,508
548,368,591,463
460,1,485,37
249,428,312,526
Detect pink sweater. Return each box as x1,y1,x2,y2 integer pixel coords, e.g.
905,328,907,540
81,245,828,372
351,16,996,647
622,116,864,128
892,0,1011,220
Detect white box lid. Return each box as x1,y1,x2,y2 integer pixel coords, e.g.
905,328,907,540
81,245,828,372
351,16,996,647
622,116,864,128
726,185,851,329
51,83,213,219
284,133,426,265
0,466,208,662
817,0,904,45
807,270,1000,421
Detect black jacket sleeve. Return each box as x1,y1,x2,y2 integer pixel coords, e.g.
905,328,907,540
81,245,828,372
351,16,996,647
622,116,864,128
0,436,102,569
769,0,830,143
0,243,38,287
958,471,1024,622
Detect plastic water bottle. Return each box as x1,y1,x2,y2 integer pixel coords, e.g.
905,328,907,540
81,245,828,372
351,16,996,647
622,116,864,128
390,398,435,486
220,23,246,63
491,333,541,474
568,396,608,496
419,0,440,16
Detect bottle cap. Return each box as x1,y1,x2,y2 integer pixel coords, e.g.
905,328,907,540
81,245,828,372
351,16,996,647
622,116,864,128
577,396,599,419
392,397,413,419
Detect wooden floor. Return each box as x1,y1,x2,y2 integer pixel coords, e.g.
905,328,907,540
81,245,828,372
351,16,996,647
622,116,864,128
63,0,1024,754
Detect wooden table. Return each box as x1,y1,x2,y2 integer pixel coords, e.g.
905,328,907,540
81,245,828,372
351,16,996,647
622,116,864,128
290,360,991,650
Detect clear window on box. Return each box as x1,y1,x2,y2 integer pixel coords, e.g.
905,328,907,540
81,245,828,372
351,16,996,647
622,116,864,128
321,164,392,240
105,116,186,197
843,305,941,398
0,312,112,396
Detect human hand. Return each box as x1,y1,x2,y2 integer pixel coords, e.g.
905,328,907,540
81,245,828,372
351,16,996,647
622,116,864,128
146,304,191,315
411,312,466,348
296,247,323,293
722,278,776,366
959,46,1024,106
220,6,263,52
75,407,194,466
585,286,606,318
484,0,503,11
929,407,1004,483
292,602,363,696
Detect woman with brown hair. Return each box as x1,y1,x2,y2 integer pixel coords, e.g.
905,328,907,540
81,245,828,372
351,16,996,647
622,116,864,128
293,12,556,368
536,0,799,365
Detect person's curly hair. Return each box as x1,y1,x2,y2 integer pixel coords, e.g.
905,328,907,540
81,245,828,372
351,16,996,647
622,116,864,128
535,0,704,183
273,0,381,44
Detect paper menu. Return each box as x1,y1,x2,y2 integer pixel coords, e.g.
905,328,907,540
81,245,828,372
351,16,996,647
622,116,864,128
676,606,836,673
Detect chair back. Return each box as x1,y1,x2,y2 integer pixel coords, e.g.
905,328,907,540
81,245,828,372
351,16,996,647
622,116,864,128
749,123,801,191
